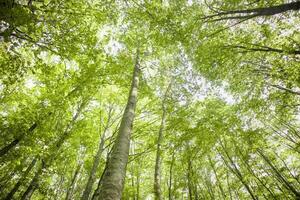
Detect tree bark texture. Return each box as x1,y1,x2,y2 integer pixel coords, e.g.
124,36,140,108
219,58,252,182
96,50,140,200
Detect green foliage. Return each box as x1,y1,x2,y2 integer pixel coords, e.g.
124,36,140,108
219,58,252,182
0,0,299,199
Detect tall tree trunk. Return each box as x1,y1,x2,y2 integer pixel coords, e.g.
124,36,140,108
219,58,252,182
153,110,165,200
20,165,43,200
0,86,79,157
81,109,111,200
96,50,140,200
203,173,215,200
208,156,226,199
54,175,65,200
221,154,257,199
66,162,83,200
19,100,86,200
154,83,170,200
0,162,21,193
187,158,193,200
91,138,114,200
4,158,37,200
91,162,107,200
258,150,300,198
185,144,196,200
226,171,233,200
130,141,136,199
0,123,37,157
235,146,276,199
168,151,175,200
136,166,140,200
219,141,257,200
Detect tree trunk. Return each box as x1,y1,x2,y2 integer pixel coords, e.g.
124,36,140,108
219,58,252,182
91,138,114,200
270,84,300,96
0,123,37,157
226,171,233,200
20,165,42,200
81,111,111,200
91,163,107,200
54,176,65,200
204,1,300,21
136,166,140,200
20,100,86,200
66,162,83,200
185,144,196,200
0,87,78,157
0,161,23,193
235,146,276,199
130,141,136,199
154,108,166,200
208,156,226,199
154,83,171,200
187,158,193,200
226,44,300,55
202,172,215,200
168,151,175,200
4,158,37,200
96,50,140,200
258,150,300,198
219,141,257,200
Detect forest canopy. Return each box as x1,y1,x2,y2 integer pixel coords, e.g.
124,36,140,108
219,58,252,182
0,0,300,199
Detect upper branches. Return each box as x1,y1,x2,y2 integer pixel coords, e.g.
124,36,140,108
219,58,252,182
202,1,300,22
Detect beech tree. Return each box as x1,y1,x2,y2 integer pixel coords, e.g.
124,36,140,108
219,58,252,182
1,0,299,200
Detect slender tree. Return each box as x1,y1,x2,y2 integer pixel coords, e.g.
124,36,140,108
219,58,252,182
154,82,171,200
4,158,37,200
203,1,300,21
0,123,37,157
81,107,113,200
66,161,83,200
20,100,87,199
96,50,140,199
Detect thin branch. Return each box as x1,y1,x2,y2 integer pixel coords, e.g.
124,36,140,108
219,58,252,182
269,84,300,96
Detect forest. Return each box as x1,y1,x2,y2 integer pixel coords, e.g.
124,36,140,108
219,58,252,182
0,0,300,199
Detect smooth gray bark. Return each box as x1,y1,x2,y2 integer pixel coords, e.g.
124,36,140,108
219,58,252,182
91,138,115,200
96,50,140,200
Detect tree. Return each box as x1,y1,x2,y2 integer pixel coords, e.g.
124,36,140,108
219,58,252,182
203,1,300,22
154,82,171,200
81,106,114,200
96,50,140,200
